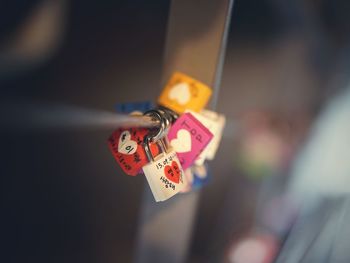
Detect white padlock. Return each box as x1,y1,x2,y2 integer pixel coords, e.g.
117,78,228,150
187,110,226,165
142,136,186,202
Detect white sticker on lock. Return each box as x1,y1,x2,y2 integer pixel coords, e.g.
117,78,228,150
142,138,186,202
187,110,226,165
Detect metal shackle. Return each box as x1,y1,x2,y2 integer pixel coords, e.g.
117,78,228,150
143,109,171,142
157,106,179,125
143,135,169,163
143,109,172,162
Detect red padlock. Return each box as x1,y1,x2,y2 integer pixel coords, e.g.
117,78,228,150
107,127,160,176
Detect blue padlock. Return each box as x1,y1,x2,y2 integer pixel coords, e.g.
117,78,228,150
191,163,211,190
115,101,154,114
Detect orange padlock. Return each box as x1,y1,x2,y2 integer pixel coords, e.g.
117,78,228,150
158,72,212,114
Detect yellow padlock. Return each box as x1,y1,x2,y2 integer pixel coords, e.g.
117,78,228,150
158,72,212,114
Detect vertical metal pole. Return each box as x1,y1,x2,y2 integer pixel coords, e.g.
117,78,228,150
134,1,234,262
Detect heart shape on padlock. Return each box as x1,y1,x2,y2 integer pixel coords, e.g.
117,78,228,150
164,161,181,184
170,129,192,153
168,82,191,105
118,130,137,155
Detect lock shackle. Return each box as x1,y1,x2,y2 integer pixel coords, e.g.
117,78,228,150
143,134,168,162
157,106,179,123
154,108,171,136
143,136,155,162
143,109,172,162
143,110,166,162
143,109,171,142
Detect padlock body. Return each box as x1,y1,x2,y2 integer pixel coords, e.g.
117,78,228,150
188,110,226,165
108,128,159,176
191,164,211,190
115,101,153,114
167,113,213,170
182,164,210,192
158,72,212,114
142,150,186,202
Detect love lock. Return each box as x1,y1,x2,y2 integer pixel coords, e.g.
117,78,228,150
158,72,212,114
167,112,213,170
187,109,226,164
141,110,186,202
142,136,186,202
107,127,160,176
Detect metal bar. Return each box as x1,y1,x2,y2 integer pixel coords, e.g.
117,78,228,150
0,102,159,131
134,1,234,262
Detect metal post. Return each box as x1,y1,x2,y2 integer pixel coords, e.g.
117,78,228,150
134,1,234,262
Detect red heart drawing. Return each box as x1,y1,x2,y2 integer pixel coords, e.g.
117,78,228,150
164,161,181,184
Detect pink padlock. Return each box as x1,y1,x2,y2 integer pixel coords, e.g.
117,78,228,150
167,113,213,170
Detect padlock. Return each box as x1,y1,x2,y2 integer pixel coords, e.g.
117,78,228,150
191,164,211,190
187,110,226,165
181,164,210,193
107,127,160,176
167,112,213,170
180,168,194,193
142,136,186,202
158,72,212,114
115,101,154,114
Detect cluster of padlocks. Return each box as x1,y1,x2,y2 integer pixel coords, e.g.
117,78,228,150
108,72,225,202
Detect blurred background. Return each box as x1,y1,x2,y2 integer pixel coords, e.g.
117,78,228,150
1,0,350,262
